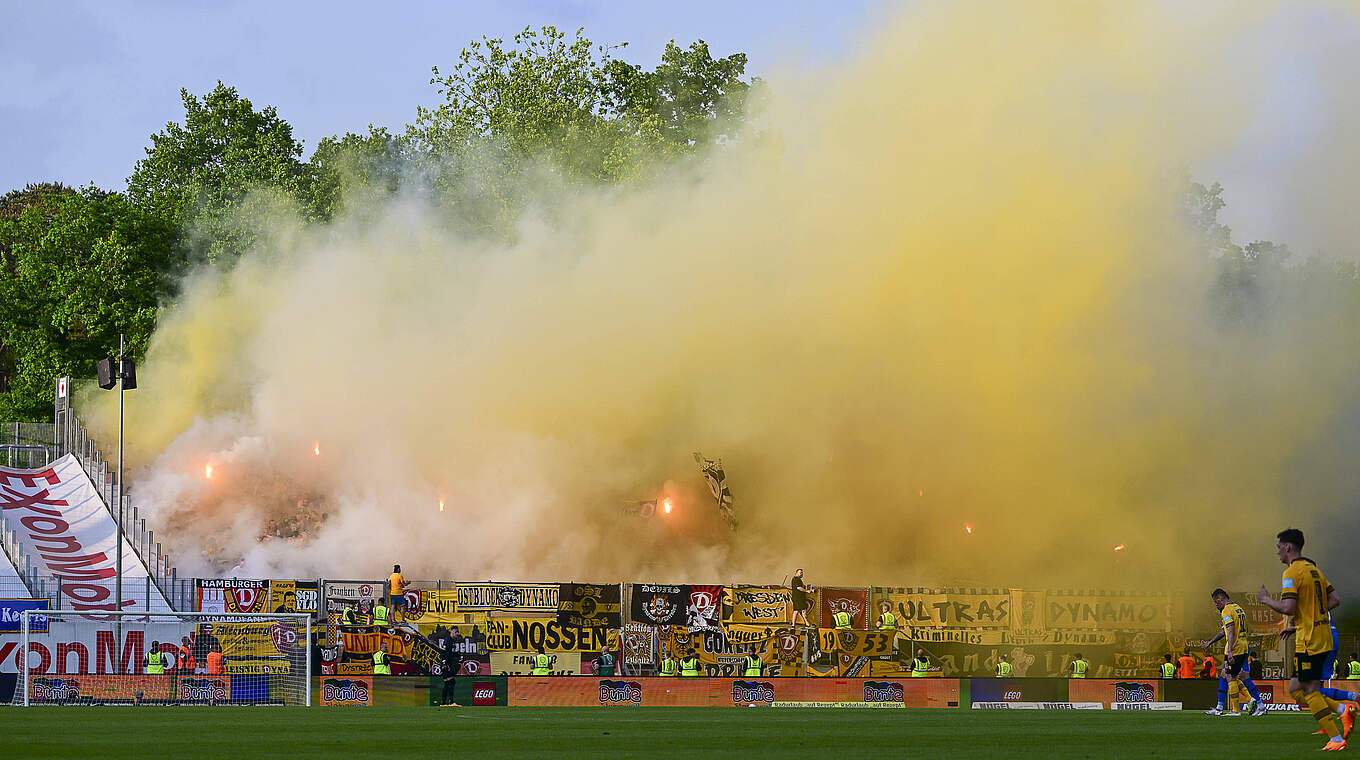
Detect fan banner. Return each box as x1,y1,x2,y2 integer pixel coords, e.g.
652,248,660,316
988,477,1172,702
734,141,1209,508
723,586,792,625
687,585,723,631
629,584,688,625
817,588,869,629
337,625,445,675
557,583,622,628
402,589,460,624
1011,590,1175,633
483,617,619,653
622,622,656,666
491,651,584,675
815,629,895,658
873,589,1011,629
268,580,319,614
196,579,268,615
456,583,558,615
660,625,805,677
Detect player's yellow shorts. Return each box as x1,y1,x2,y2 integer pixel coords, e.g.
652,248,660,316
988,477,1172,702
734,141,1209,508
1294,651,1332,682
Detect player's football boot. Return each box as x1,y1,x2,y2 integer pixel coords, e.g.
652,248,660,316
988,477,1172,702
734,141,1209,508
1341,704,1354,739
1251,700,1267,717
1320,738,1347,751
1204,707,1226,715
1241,698,1257,716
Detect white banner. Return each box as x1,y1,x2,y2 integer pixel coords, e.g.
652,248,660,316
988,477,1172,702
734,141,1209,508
0,542,25,592
0,619,186,675
0,455,170,613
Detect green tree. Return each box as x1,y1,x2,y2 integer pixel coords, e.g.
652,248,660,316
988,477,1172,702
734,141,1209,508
127,82,318,262
309,126,409,220
602,39,754,149
406,26,755,237
0,185,177,419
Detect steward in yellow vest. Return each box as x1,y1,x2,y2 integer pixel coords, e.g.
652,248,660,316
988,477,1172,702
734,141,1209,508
373,645,391,675
680,652,700,677
373,603,390,626
833,610,852,629
341,607,357,626
1160,656,1176,679
1070,654,1088,679
1348,657,1360,680
531,648,552,676
660,655,678,676
744,653,762,677
145,643,165,675
877,602,897,631
997,657,1012,677
911,649,930,677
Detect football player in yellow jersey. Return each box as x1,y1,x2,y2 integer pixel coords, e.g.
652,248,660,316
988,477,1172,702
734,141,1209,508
1256,528,1351,751
1203,589,1265,716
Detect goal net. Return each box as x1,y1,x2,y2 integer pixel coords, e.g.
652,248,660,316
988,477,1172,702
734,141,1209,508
14,611,311,706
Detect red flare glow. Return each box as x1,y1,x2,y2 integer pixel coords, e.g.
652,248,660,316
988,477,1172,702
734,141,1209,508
1114,544,1126,552
204,464,213,479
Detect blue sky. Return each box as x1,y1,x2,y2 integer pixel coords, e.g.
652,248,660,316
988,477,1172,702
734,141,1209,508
0,0,873,193
3,2,1357,253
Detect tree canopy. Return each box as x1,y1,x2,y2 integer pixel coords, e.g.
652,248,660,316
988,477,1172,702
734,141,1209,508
0,185,177,418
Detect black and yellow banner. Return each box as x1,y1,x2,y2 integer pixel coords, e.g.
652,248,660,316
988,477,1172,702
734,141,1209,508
557,583,622,628
485,617,619,653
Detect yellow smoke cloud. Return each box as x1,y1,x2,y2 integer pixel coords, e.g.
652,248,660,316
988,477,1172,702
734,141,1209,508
82,2,1360,592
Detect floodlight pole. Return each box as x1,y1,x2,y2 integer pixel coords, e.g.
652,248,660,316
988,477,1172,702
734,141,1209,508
115,333,124,618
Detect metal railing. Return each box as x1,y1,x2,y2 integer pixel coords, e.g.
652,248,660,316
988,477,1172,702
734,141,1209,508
51,402,183,610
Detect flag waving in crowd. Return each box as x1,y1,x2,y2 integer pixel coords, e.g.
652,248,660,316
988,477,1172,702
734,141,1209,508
694,452,737,529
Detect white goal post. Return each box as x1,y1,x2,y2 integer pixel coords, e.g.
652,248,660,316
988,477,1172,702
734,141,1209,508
17,611,311,706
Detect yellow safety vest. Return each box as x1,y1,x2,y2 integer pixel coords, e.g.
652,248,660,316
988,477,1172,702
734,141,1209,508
373,605,389,625
912,658,929,677
145,650,164,675
744,656,762,677
680,657,700,676
1348,661,1360,679
1161,662,1176,678
341,608,357,625
373,651,390,675
660,657,678,676
878,612,897,631
833,611,852,629
997,661,1012,677
1072,659,1088,678
532,653,552,675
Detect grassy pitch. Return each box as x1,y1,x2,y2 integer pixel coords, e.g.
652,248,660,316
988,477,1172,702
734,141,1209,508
0,706,1338,759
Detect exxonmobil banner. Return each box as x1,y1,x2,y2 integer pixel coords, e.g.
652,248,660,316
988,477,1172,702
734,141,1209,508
0,620,185,675
0,456,170,613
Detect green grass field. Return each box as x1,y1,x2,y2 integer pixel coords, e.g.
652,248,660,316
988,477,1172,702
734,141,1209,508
0,707,1344,759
